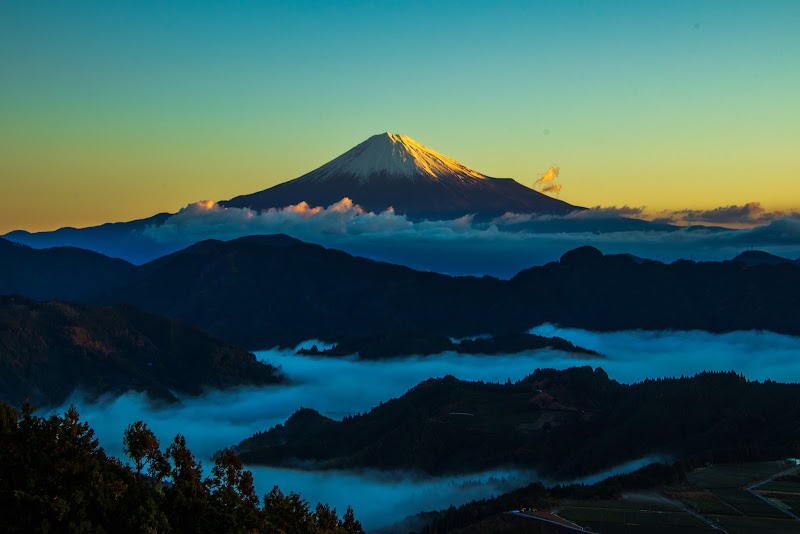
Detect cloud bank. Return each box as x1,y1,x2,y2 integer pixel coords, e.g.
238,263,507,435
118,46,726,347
659,202,800,226
139,199,800,277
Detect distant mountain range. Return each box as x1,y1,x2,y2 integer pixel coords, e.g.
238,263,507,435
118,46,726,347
0,295,283,407
224,133,581,219
4,213,174,264
3,133,591,263
233,367,800,477
1,235,799,349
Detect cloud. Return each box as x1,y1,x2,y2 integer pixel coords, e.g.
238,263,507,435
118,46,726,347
540,183,562,195
537,165,560,184
570,205,646,219
534,166,562,196
662,202,799,226
137,198,800,278
43,328,800,529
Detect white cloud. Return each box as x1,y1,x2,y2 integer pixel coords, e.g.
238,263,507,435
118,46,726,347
137,199,800,277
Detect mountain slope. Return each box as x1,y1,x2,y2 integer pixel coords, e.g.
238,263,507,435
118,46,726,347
114,238,800,348
110,234,503,348
223,133,580,219
733,250,798,267
234,368,800,477
0,237,135,301
0,295,284,406
4,235,799,349
3,212,174,264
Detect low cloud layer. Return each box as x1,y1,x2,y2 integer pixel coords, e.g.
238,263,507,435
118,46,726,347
138,199,800,277
46,328,800,529
659,202,800,226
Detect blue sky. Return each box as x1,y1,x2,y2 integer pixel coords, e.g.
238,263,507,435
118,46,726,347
1,0,799,231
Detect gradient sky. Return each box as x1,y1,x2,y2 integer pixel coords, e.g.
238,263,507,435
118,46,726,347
1,0,799,233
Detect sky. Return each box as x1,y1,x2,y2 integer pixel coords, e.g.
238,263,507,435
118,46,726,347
1,1,799,233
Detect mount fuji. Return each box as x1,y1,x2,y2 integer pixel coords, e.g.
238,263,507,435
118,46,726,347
223,133,581,218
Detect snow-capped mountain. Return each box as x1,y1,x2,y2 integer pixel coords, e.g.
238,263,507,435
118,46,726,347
223,133,581,219
298,132,487,183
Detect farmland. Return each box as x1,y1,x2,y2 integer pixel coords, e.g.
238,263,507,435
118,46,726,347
545,461,800,534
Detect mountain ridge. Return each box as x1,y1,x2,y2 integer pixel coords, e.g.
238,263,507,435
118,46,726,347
233,367,800,477
2,235,799,349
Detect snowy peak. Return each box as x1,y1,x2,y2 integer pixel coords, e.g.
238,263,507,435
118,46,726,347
301,132,488,183
223,131,581,218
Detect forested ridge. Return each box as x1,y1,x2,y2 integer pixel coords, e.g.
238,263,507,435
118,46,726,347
236,368,800,478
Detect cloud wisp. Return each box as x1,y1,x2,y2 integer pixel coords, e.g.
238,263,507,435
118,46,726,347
534,165,562,195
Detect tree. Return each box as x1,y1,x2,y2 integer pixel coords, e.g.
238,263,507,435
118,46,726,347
314,502,340,532
207,448,260,531
342,506,364,534
164,434,209,532
123,421,166,480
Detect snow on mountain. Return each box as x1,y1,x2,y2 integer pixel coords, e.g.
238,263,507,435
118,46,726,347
301,133,487,183
223,132,582,219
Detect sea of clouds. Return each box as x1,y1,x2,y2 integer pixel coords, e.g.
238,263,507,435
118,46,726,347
46,326,800,530
138,199,800,277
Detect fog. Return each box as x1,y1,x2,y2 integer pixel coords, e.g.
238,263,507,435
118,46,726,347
48,328,800,530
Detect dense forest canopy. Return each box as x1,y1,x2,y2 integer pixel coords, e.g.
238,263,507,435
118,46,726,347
0,401,364,533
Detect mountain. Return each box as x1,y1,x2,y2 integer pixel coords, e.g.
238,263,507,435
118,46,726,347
107,234,502,348
3,235,800,349
0,237,135,301
733,249,797,267
0,295,284,406
3,213,175,264
223,133,581,219
110,238,800,348
233,368,800,478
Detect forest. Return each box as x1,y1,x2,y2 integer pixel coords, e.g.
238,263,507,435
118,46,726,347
0,401,364,533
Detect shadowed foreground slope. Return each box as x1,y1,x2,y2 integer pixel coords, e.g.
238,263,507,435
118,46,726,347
0,296,284,406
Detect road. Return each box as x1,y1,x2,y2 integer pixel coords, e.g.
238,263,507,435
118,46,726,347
745,464,800,522
508,510,596,533
655,493,730,533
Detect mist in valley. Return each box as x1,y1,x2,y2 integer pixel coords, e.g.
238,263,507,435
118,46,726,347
46,327,800,530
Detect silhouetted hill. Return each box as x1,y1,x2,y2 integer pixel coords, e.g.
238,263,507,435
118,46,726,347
503,248,800,335
234,368,800,478
298,333,599,359
3,235,800,349
0,237,135,301
0,295,284,406
4,212,174,264
108,235,503,348
114,239,800,348
733,249,797,267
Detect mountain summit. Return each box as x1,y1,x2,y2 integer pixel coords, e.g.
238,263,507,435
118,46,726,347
299,132,487,183
223,133,581,219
